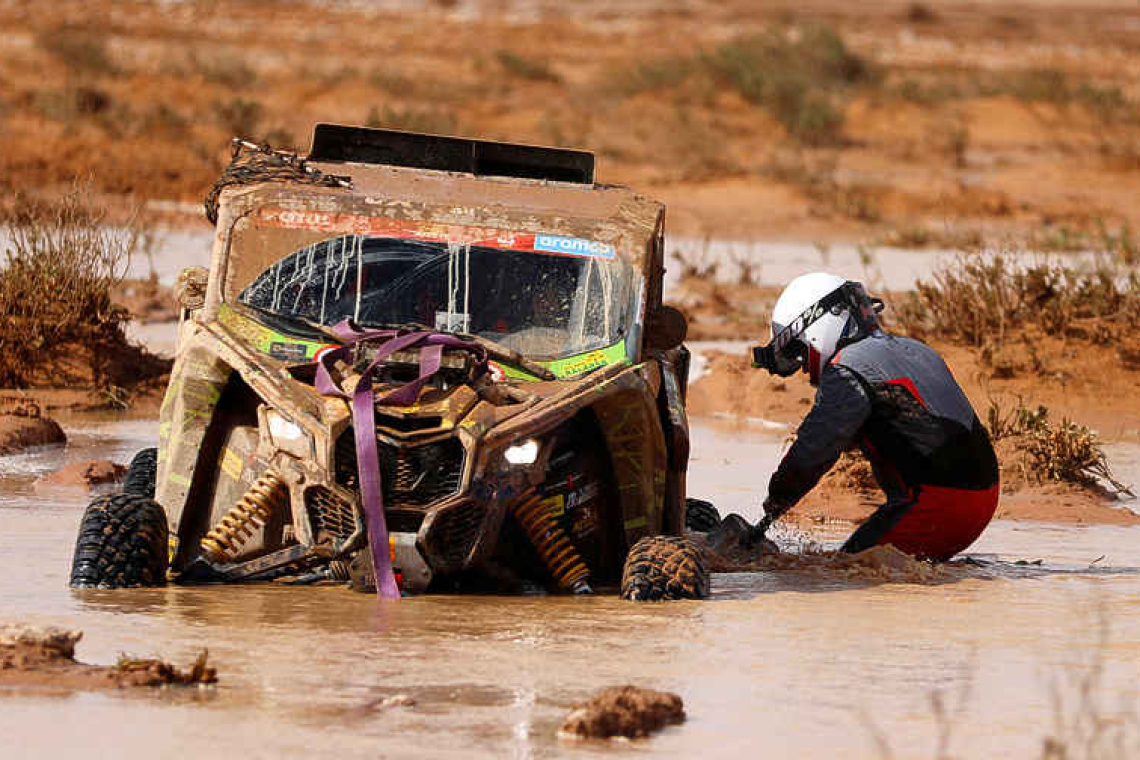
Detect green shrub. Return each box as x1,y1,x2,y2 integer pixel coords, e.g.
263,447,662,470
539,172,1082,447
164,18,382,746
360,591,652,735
365,105,458,134
495,51,561,83
603,56,695,97
215,97,263,137
704,25,873,145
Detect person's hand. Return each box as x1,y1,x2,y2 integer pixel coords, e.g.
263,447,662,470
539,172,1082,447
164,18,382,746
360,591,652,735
747,498,786,546
746,511,775,547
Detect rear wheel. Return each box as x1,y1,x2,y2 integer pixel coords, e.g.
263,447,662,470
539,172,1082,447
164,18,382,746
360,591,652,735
70,493,168,588
122,447,157,499
684,498,721,533
620,535,709,601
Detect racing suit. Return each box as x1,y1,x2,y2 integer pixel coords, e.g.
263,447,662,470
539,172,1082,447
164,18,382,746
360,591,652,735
766,330,999,561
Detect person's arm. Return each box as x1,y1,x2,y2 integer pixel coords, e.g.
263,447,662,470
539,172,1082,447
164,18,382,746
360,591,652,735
765,365,872,518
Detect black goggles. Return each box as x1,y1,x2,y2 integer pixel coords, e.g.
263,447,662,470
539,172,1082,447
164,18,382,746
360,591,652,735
751,282,882,377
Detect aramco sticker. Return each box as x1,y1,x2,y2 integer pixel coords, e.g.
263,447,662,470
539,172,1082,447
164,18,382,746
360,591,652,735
533,234,615,260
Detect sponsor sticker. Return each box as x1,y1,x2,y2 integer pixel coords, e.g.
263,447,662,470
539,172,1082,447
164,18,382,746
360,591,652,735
566,481,600,510
540,494,566,517
221,447,244,481
534,234,615,260
560,350,608,377
269,341,309,362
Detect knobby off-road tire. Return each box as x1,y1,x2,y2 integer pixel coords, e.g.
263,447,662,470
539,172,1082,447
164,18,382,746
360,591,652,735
122,447,157,499
620,536,710,601
70,493,168,588
684,498,721,533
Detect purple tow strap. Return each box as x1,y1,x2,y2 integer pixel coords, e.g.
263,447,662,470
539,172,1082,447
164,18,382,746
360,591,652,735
314,320,486,598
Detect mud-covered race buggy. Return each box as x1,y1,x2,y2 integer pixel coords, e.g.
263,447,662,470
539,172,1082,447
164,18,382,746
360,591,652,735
70,125,715,600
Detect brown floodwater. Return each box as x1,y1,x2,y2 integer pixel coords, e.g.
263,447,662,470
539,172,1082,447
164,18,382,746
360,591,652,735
2,419,1139,759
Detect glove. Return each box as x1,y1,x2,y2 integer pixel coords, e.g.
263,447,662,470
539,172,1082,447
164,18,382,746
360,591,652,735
747,498,786,546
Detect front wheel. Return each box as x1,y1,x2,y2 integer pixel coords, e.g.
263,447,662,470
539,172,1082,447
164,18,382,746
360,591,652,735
620,535,710,601
70,493,168,588
122,447,157,499
684,498,721,533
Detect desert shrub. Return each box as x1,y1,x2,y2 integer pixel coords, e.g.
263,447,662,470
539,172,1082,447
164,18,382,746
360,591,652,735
705,24,873,145
0,185,148,389
892,254,1140,348
494,51,561,83
603,56,696,96
980,68,1133,122
986,400,1132,496
192,52,258,89
215,97,263,137
37,28,118,76
365,105,458,134
905,3,939,23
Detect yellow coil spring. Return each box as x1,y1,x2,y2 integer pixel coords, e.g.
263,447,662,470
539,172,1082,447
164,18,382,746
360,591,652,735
200,470,288,562
511,494,590,591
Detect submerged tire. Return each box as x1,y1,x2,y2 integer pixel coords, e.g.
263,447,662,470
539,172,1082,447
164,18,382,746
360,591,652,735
122,447,157,499
684,498,721,533
70,493,168,588
620,536,710,601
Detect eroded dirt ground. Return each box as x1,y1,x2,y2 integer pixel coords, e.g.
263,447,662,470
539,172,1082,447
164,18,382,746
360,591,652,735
6,0,1140,247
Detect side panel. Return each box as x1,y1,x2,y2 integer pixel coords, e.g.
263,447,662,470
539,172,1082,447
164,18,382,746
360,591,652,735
657,350,690,536
156,342,233,536
591,367,668,548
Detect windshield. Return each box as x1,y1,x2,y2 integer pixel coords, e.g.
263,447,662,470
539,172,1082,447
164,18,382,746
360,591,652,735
236,235,637,360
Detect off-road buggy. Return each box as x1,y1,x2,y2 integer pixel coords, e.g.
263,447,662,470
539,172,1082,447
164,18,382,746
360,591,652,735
70,125,718,600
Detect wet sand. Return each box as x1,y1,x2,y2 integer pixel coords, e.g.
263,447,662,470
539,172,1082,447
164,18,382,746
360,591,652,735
2,419,1138,758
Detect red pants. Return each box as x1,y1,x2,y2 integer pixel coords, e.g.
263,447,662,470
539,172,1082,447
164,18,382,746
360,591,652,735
845,483,1000,561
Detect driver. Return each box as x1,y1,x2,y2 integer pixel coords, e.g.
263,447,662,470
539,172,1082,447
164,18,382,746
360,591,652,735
750,272,999,561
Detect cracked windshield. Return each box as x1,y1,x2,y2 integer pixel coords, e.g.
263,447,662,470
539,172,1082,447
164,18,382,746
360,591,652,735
236,234,637,360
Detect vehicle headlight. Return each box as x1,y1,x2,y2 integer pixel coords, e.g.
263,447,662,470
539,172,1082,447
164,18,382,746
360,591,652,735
503,438,540,466
266,409,313,460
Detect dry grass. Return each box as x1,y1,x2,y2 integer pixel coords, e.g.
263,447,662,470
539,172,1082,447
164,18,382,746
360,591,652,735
1039,613,1140,760
0,184,169,395
892,254,1140,360
495,51,561,83
986,399,1132,496
866,614,1139,759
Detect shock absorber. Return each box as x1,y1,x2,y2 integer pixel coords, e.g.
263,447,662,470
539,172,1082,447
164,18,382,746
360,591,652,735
200,470,289,563
511,493,592,594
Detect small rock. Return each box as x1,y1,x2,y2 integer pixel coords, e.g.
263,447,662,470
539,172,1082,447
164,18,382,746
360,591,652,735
0,414,66,455
558,685,684,740
38,459,126,490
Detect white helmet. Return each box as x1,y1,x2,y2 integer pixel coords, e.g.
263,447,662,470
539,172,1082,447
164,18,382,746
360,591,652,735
763,272,879,385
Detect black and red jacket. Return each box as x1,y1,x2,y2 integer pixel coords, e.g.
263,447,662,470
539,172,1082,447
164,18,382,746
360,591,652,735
767,331,999,513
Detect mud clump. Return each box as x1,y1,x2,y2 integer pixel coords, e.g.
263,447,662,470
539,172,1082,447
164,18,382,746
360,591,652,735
0,409,66,455
695,512,781,571
709,542,962,583
0,624,217,690
38,459,125,490
559,685,685,740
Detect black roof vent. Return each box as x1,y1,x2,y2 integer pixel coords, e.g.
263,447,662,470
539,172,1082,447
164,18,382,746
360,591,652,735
308,123,594,185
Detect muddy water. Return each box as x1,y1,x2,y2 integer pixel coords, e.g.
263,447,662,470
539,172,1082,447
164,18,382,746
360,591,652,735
2,419,1139,759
